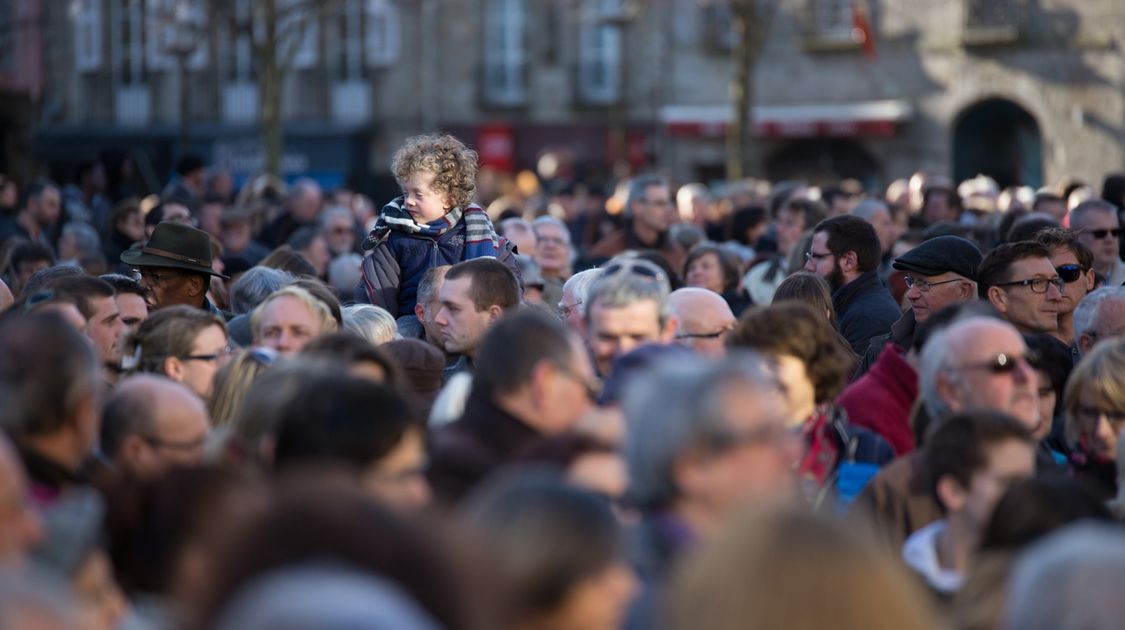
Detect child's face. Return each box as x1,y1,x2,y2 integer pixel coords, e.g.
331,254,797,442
401,171,451,223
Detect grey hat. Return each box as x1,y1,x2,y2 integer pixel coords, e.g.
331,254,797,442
892,235,983,281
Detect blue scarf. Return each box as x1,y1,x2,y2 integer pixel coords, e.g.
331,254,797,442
362,196,500,259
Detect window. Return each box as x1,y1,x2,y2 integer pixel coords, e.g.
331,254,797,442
963,0,1019,43
483,0,526,106
74,0,103,72
364,0,399,67
145,0,175,71
143,0,207,71
807,0,853,40
110,0,144,84
278,0,319,69
578,0,621,105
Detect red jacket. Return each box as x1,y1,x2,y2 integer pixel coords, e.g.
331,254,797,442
836,343,918,456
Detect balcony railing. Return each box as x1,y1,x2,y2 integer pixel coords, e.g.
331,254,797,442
115,85,152,127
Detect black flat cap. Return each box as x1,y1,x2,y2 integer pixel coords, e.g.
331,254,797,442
892,235,983,281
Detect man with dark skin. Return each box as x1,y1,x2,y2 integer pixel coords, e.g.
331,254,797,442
121,222,229,315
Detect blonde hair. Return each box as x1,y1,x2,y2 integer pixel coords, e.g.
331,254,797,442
1063,337,1125,450
392,134,479,209
207,348,275,426
666,508,934,630
250,285,337,342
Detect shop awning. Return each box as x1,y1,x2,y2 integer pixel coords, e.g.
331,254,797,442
660,99,912,138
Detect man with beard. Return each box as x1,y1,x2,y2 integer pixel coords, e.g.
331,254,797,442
805,215,901,356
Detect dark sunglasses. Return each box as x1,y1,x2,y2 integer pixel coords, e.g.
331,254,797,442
958,351,1039,374
601,260,668,287
1055,264,1087,284
1087,228,1121,240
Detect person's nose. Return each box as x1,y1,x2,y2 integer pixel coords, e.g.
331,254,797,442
803,258,816,273
1047,283,1063,300
434,307,449,327
905,284,923,300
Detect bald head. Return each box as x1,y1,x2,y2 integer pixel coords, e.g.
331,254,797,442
922,316,1040,433
0,279,11,312
667,288,737,358
101,375,210,479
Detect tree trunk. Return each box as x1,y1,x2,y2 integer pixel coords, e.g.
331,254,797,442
727,2,755,181
260,0,282,178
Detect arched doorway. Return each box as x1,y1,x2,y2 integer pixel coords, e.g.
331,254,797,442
764,139,882,190
953,99,1042,188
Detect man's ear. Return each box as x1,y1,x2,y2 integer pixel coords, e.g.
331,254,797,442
935,371,962,413
1078,333,1094,357
414,302,426,322
1085,269,1096,292
936,474,967,514
187,275,205,298
487,304,504,322
987,286,1008,313
840,251,859,273
661,315,678,343
959,281,975,299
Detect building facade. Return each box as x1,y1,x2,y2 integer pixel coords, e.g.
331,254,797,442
31,0,1125,195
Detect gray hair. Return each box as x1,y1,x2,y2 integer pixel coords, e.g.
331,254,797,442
919,325,958,422
499,217,534,239
625,174,668,214
327,253,363,293
624,352,781,510
288,177,322,202
317,205,352,231
230,267,294,315
1068,199,1118,230
1005,523,1125,630
61,222,102,258
1074,287,1125,342
849,198,889,221
562,268,602,305
585,259,671,326
532,215,571,244
342,304,399,345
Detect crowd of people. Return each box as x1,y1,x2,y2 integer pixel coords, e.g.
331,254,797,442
1,134,1125,629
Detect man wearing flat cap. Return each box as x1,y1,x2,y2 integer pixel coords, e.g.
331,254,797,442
856,235,982,376
121,222,228,315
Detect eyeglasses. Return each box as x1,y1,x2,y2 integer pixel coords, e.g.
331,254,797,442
139,270,184,286
1073,405,1125,432
141,434,207,452
675,323,735,341
706,423,798,453
558,300,583,320
1086,228,1121,240
1055,264,1087,284
554,364,602,402
992,276,1065,294
904,275,963,292
181,345,234,363
805,250,833,262
957,351,1036,375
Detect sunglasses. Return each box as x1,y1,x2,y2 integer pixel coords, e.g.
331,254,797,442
601,260,669,288
958,351,1038,375
1055,264,1087,284
1087,228,1121,240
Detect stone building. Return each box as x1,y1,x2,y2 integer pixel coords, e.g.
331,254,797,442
28,0,1125,194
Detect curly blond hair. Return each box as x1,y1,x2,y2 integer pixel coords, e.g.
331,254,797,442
391,134,479,209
